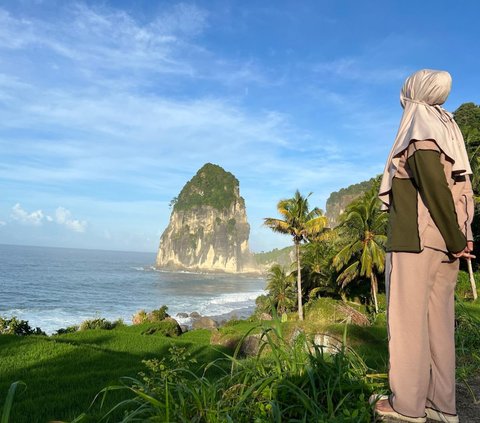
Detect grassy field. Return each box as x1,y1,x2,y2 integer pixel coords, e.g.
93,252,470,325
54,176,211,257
1,296,479,422
0,324,229,422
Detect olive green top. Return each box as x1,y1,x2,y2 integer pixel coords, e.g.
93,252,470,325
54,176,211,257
386,149,467,254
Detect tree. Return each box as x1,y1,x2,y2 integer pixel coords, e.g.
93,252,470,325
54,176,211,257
454,102,480,247
454,102,480,197
266,264,296,315
332,184,387,313
301,230,340,301
264,190,327,320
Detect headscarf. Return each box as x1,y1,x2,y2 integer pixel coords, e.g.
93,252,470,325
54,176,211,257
379,69,472,210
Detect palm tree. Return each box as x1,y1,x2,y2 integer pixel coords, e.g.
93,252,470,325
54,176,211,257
266,264,296,315
332,185,387,313
264,190,327,320
301,231,340,301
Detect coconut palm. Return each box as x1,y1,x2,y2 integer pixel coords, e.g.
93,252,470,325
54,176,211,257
301,232,340,301
264,190,327,320
332,185,387,313
266,264,296,315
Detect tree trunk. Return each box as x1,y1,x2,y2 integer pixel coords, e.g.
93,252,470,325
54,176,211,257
295,242,304,320
371,272,379,314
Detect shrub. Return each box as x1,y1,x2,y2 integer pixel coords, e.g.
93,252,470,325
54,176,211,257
133,306,170,325
140,319,182,337
55,325,79,335
79,318,123,331
148,305,169,322
0,316,45,336
132,309,148,324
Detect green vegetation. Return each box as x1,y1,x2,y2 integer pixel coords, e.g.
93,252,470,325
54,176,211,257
78,317,124,331
264,264,296,316
0,316,45,336
0,323,222,422
253,246,294,268
1,296,479,422
326,177,378,205
174,163,244,212
325,176,378,215
454,102,480,247
264,190,328,320
333,181,388,313
81,322,377,422
261,187,384,319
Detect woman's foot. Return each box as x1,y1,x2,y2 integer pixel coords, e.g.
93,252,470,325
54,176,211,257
372,398,427,422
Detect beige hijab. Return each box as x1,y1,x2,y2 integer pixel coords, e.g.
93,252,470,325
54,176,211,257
379,69,472,210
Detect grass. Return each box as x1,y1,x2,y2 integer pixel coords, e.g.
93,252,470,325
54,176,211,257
77,322,379,422
1,296,479,422
0,324,227,423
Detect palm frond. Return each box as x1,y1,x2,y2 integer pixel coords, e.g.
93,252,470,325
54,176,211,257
336,261,360,288
263,218,291,235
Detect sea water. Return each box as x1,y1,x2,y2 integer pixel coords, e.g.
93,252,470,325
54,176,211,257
0,244,266,334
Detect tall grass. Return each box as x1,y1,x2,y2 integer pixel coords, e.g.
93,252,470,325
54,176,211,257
80,321,382,422
455,299,480,403
1,381,26,423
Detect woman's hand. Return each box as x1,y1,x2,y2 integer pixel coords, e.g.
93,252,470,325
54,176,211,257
452,241,475,259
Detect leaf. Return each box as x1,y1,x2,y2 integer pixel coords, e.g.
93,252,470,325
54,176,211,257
1,381,27,423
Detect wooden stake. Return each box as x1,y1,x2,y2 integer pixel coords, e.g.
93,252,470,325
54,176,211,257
467,258,478,301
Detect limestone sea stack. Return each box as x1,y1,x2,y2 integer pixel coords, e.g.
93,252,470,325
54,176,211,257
155,163,258,273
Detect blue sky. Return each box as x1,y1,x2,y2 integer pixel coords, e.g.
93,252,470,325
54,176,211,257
0,0,479,253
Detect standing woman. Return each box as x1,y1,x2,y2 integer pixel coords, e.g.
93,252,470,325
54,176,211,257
375,69,475,422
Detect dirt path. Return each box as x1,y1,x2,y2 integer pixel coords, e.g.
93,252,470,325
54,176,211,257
456,376,480,422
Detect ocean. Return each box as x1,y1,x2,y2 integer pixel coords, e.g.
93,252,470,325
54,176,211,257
0,244,266,334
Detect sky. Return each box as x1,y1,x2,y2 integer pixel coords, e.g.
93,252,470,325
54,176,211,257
0,0,479,253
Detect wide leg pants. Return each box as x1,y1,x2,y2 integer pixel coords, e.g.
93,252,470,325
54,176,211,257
386,248,459,418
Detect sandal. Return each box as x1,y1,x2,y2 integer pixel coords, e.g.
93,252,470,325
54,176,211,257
369,394,427,423
425,407,459,423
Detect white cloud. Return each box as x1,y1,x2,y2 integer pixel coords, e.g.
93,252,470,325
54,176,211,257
0,220,6,226
0,3,208,78
11,203,44,225
9,203,87,232
54,207,87,233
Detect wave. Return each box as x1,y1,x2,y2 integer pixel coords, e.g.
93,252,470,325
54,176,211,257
209,290,266,305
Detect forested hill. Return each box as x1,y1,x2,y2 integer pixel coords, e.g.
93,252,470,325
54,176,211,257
325,177,378,228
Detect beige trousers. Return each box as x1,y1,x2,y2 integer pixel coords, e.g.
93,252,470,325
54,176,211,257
386,248,459,418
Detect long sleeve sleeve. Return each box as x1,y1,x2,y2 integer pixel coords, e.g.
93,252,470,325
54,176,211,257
406,142,467,254
457,174,475,242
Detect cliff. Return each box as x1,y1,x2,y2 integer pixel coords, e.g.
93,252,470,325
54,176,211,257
325,177,378,227
155,163,257,273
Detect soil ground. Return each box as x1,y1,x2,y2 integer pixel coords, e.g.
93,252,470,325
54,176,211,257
379,376,480,422
456,375,480,423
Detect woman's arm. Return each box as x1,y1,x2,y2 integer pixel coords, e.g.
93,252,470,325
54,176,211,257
406,140,467,254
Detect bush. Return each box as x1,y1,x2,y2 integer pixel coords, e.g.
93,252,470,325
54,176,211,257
148,305,169,322
0,316,45,336
254,294,271,316
140,319,182,337
55,325,79,335
132,306,170,324
132,309,148,324
79,318,123,331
